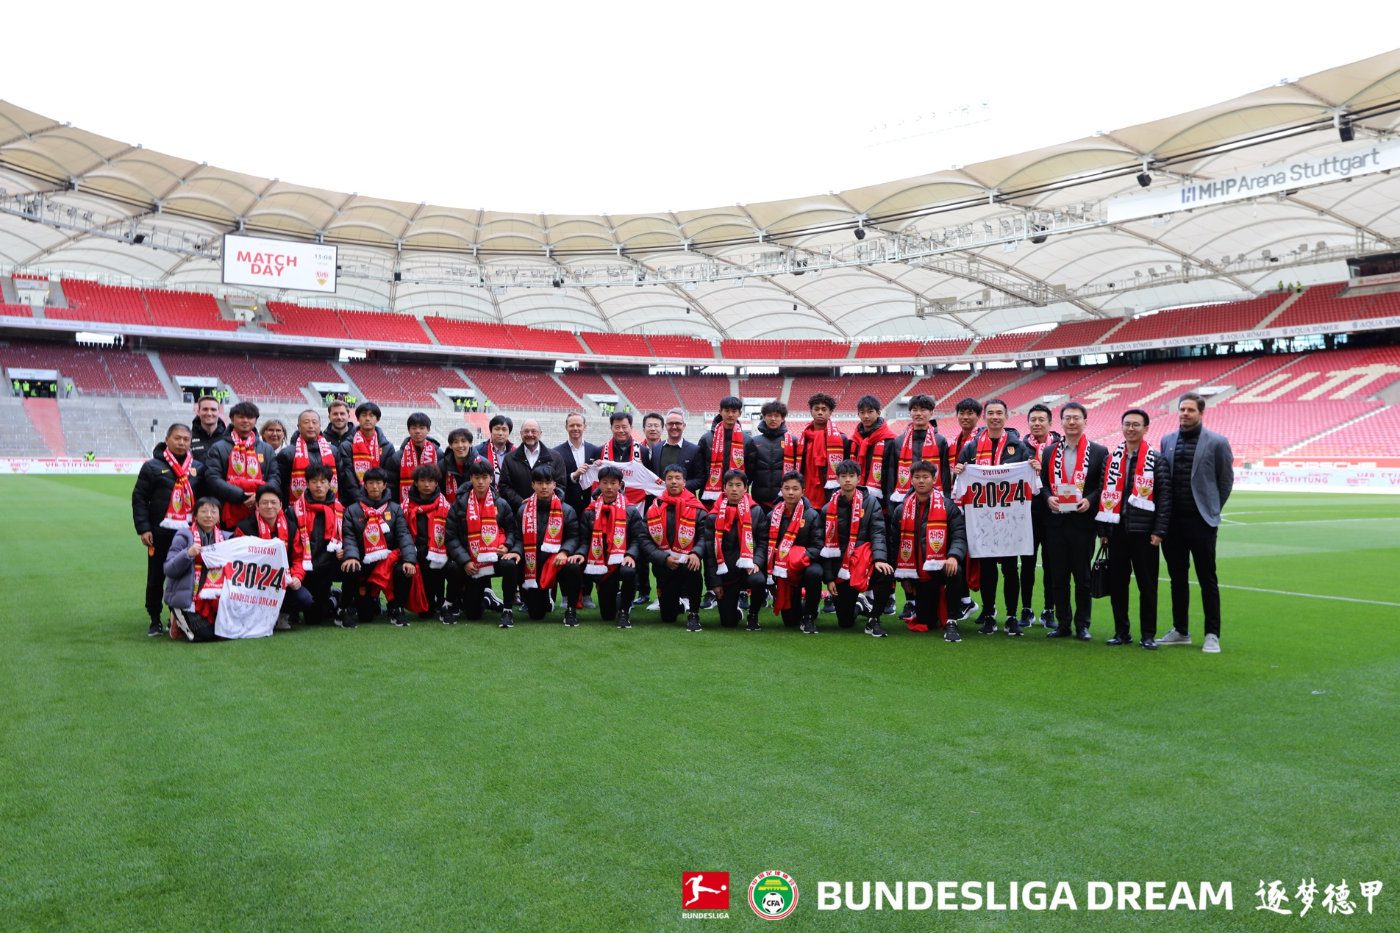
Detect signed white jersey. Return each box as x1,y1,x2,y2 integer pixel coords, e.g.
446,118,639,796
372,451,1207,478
199,535,291,639
952,461,1042,558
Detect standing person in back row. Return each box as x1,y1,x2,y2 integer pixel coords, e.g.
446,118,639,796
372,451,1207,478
189,395,228,470
132,423,200,637
1157,392,1233,654
1040,402,1107,641
688,396,751,502
1097,408,1172,649
1020,403,1060,628
337,401,395,505
323,399,354,449
204,401,281,530
278,409,338,504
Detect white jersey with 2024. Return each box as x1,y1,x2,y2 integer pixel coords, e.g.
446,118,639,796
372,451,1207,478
952,461,1043,558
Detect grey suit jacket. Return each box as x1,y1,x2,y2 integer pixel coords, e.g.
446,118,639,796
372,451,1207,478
1160,427,1234,527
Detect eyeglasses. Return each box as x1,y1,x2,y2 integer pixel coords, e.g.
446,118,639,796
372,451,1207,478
1122,422,1146,429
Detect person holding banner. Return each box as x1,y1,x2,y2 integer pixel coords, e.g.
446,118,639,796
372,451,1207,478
641,464,709,632
133,423,200,638
232,486,314,630
820,460,894,637
511,465,583,625
578,465,649,628
1039,402,1107,641
445,459,520,627
889,461,967,641
162,497,228,643
204,401,280,530
705,470,769,630
1096,408,1173,649
340,467,418,627
764,471,825,632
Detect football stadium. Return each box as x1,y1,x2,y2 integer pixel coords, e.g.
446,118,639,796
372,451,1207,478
3,15,1399,931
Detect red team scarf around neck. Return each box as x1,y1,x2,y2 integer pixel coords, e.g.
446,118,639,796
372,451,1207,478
1054,434,1090,492
803,421,845,502
766,501,804,582
710,493,756,575
352,429,381,483
647,489,700,557
293,495,343,572
894,489,949,580
521,494,564,589
890,428,933,502
974,431,1010,466
1097,440,1155,524
702,422,746,500
404,492,449,569
398,440,438,504
585,496,630,577
852,420,895,497
464,491,502,573
161,448,195,530
821,489,864,581
290,434,337,502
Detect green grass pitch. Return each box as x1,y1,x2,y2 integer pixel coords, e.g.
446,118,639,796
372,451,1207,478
2,477,1397,930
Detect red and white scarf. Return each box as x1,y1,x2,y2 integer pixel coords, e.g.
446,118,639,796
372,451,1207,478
585,496,630,577
161,447,195,530
255,509,290,546
802,421,846,502
974,431,1010,466
852,419,895,498
485,442,510,485
710,493,756,575
647,489,701,559
894,489,949,580
398,440,438,505
521,494,565,589
290,434,337,502
293,495,343,572
404,492,449,569
1097,440,1155,524
463,491,502,576
1053,434,1089,496
765,501,804,582
701,422,746,501
351,429,382,483
781,432,801,474
360,501,393,564
821,490,865,580
1023,430,1060,463
222,432,263,526
191,524,228,616
890,429,933,503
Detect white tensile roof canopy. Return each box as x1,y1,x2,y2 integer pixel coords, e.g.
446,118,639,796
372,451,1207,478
1,49,1398,342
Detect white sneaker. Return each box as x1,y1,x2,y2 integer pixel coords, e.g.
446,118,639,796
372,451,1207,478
1202,634,1221,654
1157,629,1192,646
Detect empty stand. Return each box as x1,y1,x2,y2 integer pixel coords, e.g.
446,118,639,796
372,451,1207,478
970,332,1041,358
1270,282,1400,330
160,350,276,402
0,304,34,318
144,288,236,331
578,331,653,358
559,371,615,401
265,302,350,339
905,370,975,405
50,281,151,326
610,374,681,414
344,361,469,407
461,368,576,411
1029,319,1120,352
671,376,734,415
1288,406,1400,457
647,334,713,360
921,337,973,358
1104,295,1284,345
737,375,784,400
341,310,431,345
0,340,163,397
855,339,921,359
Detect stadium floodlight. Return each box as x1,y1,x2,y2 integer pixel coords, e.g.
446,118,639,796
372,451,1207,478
1136,171,1152,188
1336,112,1354,142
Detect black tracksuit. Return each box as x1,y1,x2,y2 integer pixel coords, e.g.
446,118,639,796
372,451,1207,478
131,441,204,625
889,495,969,628
510,496,581,620
821,488,893,629
763,500,825,627
444,490,519,620
704,500,770,626
577,501,649,621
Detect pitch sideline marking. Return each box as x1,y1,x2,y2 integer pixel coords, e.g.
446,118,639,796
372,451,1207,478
1164,578,1400,608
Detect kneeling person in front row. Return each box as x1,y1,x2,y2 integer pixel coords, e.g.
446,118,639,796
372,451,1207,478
641,464,709,632
890,461,967,642
163,497,229,642
765,471,824,632
706,469,768,630
445,459,519,627
820,459,895,637
402,464,457,623
339,467,418,626
579,466,648,628
511,465,583,625
289,463,346,626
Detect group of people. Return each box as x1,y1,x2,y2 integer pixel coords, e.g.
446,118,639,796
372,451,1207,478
131,388,1233,652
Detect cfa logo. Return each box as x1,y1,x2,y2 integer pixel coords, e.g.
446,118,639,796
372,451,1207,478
749,870,799,920
681,872,729,910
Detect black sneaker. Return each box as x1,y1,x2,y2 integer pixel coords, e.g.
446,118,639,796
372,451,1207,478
1019,607,1034,628
1046,627,1071,639
955,599,979,623
1040,609,1056,628
1140,638,1158,650
745,613,761,632
864,620,889,638
900,604,917,623
1075,628,1091,641
580,596,596,610
738,592,750,611
821,595,836,615
800,616,819,635
631,592,650,608
685,612,703,633
1006,615,1022,637
482,589,504,610
881,596,897,616
147,618,165,638
439,607,458,625
388,609,409,627
944,622,962,643
977,616,998,635
333,611,358,629
563,608,580,627
616,608,631,630
1106,635,1133,646
699,592,717,611
498,608,514,629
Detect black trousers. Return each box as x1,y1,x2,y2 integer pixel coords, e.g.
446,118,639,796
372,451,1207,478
1107,529,1160,640
1044,518,1096,630
715,570,766,626
461,561,519,620
911,574,953,627
300,567,338,624
777,564,825,627
976,556,1021,617
521,562,582,620
1164,511,1221,637
653,561,703,623
635,554,652,597
1019,509,1047,612
591,564,637,621
349,562,408,623
144,528,176,621
413,562,453,615
832,570,895,628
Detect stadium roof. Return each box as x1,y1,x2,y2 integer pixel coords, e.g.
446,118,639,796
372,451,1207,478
2,49,1399,343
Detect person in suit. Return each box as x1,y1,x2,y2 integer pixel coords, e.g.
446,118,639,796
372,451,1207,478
555,411,603,609
1157,392,1234,653
1039,402,1108,641
1096,408,1173,649
497,419,567,512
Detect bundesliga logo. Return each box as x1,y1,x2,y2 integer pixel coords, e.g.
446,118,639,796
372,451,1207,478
749,870,799,920
682,872,729,913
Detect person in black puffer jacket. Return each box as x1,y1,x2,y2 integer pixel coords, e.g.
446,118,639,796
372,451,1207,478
749,400,796,509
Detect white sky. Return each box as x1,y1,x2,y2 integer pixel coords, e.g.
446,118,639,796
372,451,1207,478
4,4,1397,214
